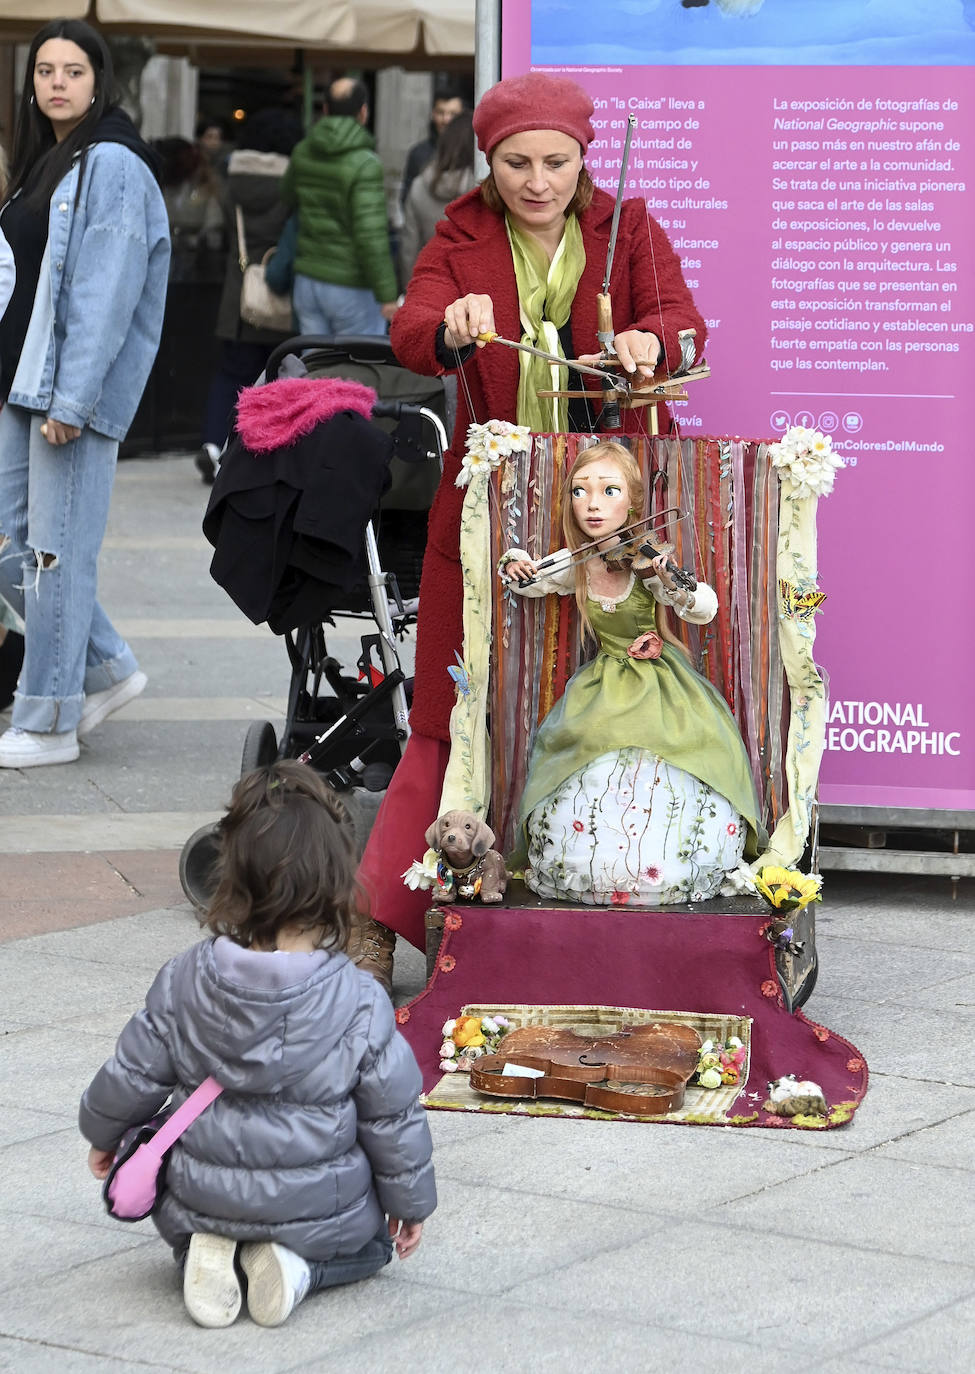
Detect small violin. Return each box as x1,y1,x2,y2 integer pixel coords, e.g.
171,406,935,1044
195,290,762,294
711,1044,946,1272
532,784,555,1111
603,536,698,593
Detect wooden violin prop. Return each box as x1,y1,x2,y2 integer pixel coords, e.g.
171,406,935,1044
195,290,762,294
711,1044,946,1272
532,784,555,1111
469,1020,703,1115
518,511,698,593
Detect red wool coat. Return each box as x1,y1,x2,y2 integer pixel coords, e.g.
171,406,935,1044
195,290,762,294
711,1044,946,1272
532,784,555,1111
390,186,707,742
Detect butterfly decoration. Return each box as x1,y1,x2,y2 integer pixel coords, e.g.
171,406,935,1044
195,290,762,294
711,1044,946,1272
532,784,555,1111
447,652,471,698
779,579,826,621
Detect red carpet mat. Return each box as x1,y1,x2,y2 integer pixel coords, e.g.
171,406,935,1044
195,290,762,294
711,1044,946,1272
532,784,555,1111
397,906,868,1130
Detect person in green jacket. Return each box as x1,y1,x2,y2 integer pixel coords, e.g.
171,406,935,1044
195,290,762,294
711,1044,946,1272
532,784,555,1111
281,77,398,337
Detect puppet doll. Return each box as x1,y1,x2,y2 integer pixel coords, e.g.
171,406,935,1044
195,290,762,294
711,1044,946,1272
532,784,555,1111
500,441,764,906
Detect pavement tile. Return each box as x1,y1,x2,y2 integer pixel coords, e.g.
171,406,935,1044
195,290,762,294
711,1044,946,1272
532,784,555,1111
0,1212,154,1298
0,1104,75,1150
0,1128,122,1231
0,1340,155,1373
0,1244,446,1374
801,994,975,1084
844,1294,975,1372
396,1172,675,1297
0,949,166,1030
0,1026,122,1115
873,1109,975,1171
507,1219,975,1355
813,936,975,1004
717,1153,975,1266
431,1112,853,1214
286,1301,789,1374
9,910,202,972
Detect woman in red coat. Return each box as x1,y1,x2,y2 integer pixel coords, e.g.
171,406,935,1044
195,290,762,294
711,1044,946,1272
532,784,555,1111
355,73,706,978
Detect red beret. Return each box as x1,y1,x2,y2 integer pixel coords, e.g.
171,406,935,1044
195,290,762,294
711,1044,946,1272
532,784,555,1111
473,73,595,159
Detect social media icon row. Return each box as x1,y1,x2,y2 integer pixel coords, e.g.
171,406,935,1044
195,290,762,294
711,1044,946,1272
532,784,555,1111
771,410,862,434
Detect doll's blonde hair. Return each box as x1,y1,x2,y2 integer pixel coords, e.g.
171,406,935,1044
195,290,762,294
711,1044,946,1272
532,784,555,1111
561,441,688,657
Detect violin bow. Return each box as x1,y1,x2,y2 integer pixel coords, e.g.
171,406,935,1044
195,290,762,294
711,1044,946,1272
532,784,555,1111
515,509,684,583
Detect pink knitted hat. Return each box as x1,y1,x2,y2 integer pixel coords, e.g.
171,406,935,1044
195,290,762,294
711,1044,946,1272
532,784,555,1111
472,73,595,159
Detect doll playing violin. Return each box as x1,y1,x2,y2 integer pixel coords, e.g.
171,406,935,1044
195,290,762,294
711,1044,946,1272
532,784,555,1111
499,440,765,907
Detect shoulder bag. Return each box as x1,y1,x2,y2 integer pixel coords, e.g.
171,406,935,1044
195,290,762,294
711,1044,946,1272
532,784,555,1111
103,1076,223,1222
236,205,293,333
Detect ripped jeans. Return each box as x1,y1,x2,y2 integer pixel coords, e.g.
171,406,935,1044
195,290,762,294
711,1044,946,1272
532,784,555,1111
0,404,138,734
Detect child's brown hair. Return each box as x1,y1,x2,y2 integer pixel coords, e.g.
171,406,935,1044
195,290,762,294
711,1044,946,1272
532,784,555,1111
205,761,359,951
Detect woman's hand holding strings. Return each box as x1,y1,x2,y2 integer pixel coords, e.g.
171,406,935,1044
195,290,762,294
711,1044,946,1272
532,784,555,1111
444,294,496,350
579,329,661,381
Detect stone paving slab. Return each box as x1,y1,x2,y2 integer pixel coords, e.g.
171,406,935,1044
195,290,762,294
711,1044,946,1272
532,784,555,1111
505,1221,975,1357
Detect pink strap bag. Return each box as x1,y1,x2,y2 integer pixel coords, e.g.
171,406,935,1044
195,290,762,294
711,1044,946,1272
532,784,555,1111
102,1077,223,1222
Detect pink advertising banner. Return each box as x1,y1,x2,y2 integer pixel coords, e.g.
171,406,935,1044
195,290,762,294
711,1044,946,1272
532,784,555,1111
500,0,975,813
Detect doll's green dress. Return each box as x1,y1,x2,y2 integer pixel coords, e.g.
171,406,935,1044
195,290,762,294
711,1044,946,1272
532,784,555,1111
517,574,763,905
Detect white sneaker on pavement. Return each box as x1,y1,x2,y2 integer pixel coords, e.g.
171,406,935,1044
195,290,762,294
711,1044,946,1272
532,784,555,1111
240,1242,312,1327
77,670,147,738
0,727,79,768
183,1233,242,1328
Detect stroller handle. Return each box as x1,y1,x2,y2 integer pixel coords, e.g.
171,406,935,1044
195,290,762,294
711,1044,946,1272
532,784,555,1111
265,334,398,381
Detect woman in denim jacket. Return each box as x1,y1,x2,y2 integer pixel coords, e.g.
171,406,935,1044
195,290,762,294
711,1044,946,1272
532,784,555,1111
0,19,170,769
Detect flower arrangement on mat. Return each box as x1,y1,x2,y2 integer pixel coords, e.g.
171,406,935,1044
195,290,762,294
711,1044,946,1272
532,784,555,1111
754,865,822,913
439,1015,511,1073
693,1037,747,1090
455,420,532,487
768,426,845,499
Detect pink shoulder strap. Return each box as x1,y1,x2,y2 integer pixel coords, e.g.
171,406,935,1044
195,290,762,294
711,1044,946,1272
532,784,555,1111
148,1077,223,1157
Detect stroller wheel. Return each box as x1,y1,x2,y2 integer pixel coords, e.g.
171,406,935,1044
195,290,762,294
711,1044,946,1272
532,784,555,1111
241,720,278,777
179,821,221,912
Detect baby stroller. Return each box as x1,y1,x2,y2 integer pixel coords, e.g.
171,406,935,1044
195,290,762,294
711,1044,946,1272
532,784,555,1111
179,336,447,908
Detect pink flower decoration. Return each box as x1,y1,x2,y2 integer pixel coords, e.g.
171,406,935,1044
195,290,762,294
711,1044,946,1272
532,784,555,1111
726,822,738,835
760,979,779,999
444,912,463,932
813,1026,830,1043
611,891,631,906
438,954,456,973
573,820,585,832
846,1057,864,1072
645,865,661,881
394,1006,410,1025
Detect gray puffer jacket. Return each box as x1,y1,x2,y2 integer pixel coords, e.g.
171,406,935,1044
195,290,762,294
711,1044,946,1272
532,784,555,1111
79,937,436,1260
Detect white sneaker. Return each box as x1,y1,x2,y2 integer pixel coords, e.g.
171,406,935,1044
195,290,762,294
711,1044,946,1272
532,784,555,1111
0,726,79,768
77,670,147,738
183,1233,241,1328
240,1242,312,1327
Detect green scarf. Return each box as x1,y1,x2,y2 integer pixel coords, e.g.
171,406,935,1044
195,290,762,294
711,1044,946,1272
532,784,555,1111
507,214,586,434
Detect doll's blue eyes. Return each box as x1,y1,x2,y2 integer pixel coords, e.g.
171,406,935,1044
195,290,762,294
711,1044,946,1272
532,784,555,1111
571,484,623,498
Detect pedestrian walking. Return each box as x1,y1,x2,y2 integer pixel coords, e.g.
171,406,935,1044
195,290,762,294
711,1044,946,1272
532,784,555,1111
282,77,398,337
81,761,436,1329
0,18,169,768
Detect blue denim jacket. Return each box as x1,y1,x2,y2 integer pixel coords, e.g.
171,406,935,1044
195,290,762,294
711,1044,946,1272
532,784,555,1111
8,143,170,441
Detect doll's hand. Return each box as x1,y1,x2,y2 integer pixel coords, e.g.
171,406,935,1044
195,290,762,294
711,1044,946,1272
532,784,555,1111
500,557,537,585
444,294,496,350
88,1146,114,1179
627,631,663,660
388,1217,423,1260
647,553,675,590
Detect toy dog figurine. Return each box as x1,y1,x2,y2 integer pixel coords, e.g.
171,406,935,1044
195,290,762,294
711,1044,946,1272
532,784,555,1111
425,810,508,904
764,1075,828,1117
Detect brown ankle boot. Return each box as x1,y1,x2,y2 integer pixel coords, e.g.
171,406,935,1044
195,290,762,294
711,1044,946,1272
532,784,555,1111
348,917,396,997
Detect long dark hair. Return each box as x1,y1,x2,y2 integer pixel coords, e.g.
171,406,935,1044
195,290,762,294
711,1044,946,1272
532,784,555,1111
205,761,361,952
429,109,474,198
9,19,117,210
